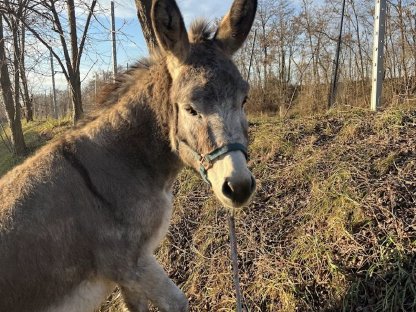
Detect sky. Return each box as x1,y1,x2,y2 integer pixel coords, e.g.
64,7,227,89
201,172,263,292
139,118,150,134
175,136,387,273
33,0,232,92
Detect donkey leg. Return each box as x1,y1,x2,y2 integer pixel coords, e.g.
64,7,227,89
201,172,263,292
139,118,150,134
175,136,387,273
121,286,150,312
120,255,188,312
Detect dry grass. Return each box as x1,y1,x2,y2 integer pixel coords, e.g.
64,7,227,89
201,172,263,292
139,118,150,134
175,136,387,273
122,106,414,312
1,107,415,311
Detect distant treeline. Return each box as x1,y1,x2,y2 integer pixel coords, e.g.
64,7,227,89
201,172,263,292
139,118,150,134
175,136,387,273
233,0,416,114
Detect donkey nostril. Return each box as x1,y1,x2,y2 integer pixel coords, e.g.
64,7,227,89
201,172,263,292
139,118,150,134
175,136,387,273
222,180,234,199
221,177,255,205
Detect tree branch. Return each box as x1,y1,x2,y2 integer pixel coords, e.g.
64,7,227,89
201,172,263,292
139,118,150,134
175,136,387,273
49,0,73,77
18,19,69,80
76,0,97,72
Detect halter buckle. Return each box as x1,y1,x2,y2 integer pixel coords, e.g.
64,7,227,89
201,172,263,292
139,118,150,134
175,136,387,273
200,155,213,170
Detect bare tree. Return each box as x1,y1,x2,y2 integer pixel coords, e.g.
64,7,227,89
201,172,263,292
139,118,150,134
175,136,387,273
0,13,26,155
1,0,98,122
19,22,33,122
2,0,414,119
135,0,158,52
256,0,276,88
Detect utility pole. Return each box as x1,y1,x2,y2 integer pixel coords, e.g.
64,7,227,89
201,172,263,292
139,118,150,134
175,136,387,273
50,49,57,118
328,0,346,109
371,0,387,111
111,1,117,82
95,72,98,105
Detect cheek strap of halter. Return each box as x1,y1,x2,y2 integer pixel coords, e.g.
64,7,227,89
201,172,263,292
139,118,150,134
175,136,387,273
177,140,248,185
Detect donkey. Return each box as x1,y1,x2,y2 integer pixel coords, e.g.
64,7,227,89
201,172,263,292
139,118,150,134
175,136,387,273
0,0,257,311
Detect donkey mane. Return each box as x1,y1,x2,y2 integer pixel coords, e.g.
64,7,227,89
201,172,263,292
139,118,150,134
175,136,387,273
96,55,159,108
98,19,215,109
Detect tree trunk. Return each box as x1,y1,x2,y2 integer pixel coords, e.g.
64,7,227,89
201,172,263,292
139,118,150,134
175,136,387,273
386,5,397,79
69,75,83,122
413,13,416,86
261,21,268,89
67,0,83,122
350,0,365,80
19,24,33,121
287,45,293,83
0,14,26,155
396,0,409,94
135,0,158,52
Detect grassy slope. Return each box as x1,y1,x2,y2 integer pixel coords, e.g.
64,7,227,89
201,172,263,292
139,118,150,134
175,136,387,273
0,118,71,176
1,108,415,311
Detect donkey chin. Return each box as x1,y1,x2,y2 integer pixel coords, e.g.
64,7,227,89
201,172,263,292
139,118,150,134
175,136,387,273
207,150,256,209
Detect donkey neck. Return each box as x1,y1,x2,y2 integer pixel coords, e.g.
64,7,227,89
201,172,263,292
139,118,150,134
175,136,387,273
84,60,182,189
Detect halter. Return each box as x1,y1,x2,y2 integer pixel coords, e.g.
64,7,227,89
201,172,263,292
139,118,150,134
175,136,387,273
178,140,248,185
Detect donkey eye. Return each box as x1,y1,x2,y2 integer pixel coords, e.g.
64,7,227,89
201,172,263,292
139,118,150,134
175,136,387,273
185,106,198,116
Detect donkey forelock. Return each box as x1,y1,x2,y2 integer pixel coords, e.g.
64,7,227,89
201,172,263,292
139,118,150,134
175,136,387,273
96,18,231,106
188,19,214,43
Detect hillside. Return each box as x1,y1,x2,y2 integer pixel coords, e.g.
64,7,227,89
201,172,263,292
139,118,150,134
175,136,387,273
1,108,415,311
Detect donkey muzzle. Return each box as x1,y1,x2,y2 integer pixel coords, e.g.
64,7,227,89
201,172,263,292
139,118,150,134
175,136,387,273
222,174,256,206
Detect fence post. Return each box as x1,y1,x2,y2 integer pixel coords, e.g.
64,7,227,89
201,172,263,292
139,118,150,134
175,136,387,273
371,0,387,111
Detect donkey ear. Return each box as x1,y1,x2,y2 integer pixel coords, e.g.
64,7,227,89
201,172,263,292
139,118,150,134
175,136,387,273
152,0,189,62
214,0,257,56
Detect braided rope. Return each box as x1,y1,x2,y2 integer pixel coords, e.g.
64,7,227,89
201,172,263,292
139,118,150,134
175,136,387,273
228,211,244,312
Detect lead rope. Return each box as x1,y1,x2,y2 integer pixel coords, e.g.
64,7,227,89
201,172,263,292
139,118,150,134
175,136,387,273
228,209,244,312
176,138,246,310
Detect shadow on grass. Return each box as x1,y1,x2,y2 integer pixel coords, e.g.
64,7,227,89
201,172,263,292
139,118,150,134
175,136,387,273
325,253,416,312
0,129,45,177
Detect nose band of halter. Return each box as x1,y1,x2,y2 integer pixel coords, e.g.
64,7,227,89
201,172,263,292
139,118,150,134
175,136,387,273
177,140,248,185
198,143,248,185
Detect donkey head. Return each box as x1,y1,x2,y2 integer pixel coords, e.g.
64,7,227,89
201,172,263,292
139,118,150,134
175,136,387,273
152,0,257,208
